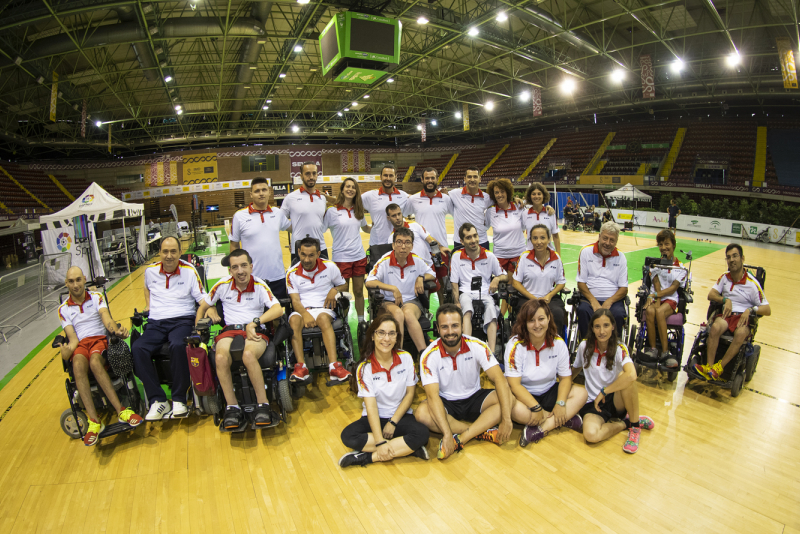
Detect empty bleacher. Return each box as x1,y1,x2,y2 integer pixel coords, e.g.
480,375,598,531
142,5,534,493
598,123,674,176
481,136,551,183
670,120,757,185
520,129,608,183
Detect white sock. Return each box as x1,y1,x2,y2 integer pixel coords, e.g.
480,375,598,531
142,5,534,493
357,315,364,321
329,362,336,370
227,404,240,409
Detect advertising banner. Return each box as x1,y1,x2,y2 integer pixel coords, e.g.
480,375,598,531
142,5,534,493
421,122,426,142
462,103,470,131
290,150,323,180
49,71,58,122
777,37,798,89
640,54,655,99
182,152,218,182
532,87,542,117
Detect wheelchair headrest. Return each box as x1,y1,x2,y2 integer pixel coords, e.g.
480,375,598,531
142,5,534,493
369,244,393,258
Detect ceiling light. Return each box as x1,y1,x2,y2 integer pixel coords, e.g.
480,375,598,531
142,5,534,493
561,78,576,94
431,120,437,126
174,105,181,110
468,27,479,37
496,12,507,22
95,121,102,127
485,101,494,110
279,72,287,78
363,94,370,98
262,105,269,110
294,45,303,52
671,58,684,72
177,109,183,115
249,65,257,70
297,0,309,4
337,112,343,116
387,78,394,83
727,52,740,66
343,108,349,111
455,111,462,118
611,68,625,83
417,124,423,130
164,75,173,82
351,101,358,106
266,100,272,103
292,125,299,132
520,91,530,101
417,16,428,24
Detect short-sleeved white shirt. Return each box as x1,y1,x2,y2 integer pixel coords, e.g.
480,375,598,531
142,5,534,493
58,291,107,340
504,336,570,396
650,258,687,305
280,187,328,252
366,251,435,304
513,249,566,298
361,187,409,246
387,222,432,265
523,207,559,250
403,191,452,246
450,247,505,298
231,204,292,282
485,204,526,260
205,275,279,325
356,350,417,418
449,187,493,244
286,259,346,309
323,206,367,263
573,341,632,402
576,243,628,301
420,335,498,401
145,260,206,320
712,271,768,313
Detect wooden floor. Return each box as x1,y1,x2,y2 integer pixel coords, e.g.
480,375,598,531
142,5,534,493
1,226,800,534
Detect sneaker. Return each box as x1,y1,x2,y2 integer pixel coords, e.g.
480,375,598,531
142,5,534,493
662,352,679,369
83,418,105,446
338,451,371,468
290,363,309,382
223,406,244,429
329,361,351,382
170,401,189,418
562,414,583,432
623,427,641,454
693,363,712,380
145,401,171,421
118,408,143,427
708,362,725,381
642,347,659,360
437,434,463,460
411,446,430,461
624,414,655,431
253,403,272,427
475,427,501,445
519,425,546,448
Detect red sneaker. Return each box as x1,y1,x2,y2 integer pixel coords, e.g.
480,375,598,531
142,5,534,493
291,363,309,382
329,361,351,382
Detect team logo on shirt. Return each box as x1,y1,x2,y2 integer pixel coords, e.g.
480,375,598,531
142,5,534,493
357,362,369,392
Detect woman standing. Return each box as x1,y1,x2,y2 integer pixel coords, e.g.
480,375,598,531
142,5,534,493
485,178,525,315
506,299,587,446
572,309,655,454
339,315,430,467
522,183,561,255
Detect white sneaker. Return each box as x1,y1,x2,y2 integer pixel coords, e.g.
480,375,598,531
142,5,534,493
145,401,171,421
170,401,189,418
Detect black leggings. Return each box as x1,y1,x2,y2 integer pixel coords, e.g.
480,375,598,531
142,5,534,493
341,413,430,451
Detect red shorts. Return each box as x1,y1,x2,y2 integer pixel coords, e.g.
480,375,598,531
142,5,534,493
497,257,519,274
215,329,269,343
435,249,451,279
723,314,743,333
72,335,108,360
337,257,368,279
661,299,677,312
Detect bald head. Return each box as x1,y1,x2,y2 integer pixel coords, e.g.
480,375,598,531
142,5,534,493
65,266,84,281
65,266,87,298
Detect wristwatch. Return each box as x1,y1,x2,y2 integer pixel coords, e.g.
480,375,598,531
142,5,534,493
252,317,261,326
556,400,566,407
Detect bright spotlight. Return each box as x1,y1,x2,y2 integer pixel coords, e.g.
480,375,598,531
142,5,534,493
671,58,684,72
337,112,343,116
351,101,358,106
727,52,740,66
279,73,287,78
343,108,349,111
496,12,508,22
164,75,173,82
174,104,182,110
520,91,530,101
611,69,625,83
95,120,102,127
431,120,437,126
363,94,370,99
177,109,183,115
485,101,494,111
417,16,428,24
292,125,299,132
467,27,479,37
416,124,423,131
294,45,303,53
561,78,576,94
262,105,269,110
455,111,462,119
297,0,309,4
387,78,395,83
266,100,272,103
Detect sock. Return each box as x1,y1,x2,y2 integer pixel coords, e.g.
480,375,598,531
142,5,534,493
357,315,364,322
625,418,632,429
632,422,640,429
361,452,374,465
329,362,336,370
227,404,240,410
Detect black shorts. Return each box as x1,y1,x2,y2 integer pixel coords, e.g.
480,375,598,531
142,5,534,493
578,392,626,423
440,388,494,422
532,382,560,412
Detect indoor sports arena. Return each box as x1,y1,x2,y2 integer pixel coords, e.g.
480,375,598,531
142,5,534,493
1,0,799,532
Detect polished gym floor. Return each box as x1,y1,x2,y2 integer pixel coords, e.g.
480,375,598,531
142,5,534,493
0,223,798,534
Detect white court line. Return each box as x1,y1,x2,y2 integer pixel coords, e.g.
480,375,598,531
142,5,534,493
561,245,660,266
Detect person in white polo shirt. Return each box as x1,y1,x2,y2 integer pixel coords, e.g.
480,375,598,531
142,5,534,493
338,315,430,467
230,177,292,300
511,224,567,333
449,223,506,354
282,162,329,266
286,237,351,383
385,203,438,266
361,164,409,255
365,227,436,353
196,249,284,429
576,221,629,337
133,236,207,420
414,304,519,460
694,243,770,381
485,178,526,274
58,266,142,446
449,166,493,251
522,182,561,254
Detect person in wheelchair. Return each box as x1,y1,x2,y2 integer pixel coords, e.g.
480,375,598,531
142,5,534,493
196,249,284,429
133,236,207,420
449,222,506,354
57,267,142,446
576,222,628,337
694,244,770,381
510,224,566,333
287,237,352,383
365,227,436,354
563,201,576,230
641,230,687,369
385,203,439,266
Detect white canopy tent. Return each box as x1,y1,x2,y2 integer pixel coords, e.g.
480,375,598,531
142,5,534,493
604,183,653,202
40,183,146,280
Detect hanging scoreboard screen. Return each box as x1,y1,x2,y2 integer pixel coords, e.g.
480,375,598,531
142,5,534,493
319,12,402,80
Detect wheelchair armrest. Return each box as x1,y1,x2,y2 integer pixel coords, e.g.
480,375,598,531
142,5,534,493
336,292,351,317
496,281,509,300
423,279,438,292
52,334,66,349
196,318,213,330
272,316,293,346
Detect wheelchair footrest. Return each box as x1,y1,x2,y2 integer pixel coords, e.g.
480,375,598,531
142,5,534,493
219,419,249,433
98,422,136,439
168,409,191,420
326,379,349,387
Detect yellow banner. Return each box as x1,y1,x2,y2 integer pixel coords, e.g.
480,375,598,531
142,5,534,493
107,123,111,153
777,38,798,89
358,150,366,172
182,152,218,182
156,160,165,186
462,103,470,131
169,161,178,186
49,72,58,122
347,150,354,172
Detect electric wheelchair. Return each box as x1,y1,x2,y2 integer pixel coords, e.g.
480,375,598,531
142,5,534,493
463,276,511,361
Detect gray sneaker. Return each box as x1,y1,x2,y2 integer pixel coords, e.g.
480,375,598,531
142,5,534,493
642,347,659,360
662,351,679,368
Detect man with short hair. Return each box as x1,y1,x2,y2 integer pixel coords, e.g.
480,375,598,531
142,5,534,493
414,304,519,459
361,165,410,252
576,222,629,336
385,203,438,266
287,237,351,382
282,162,329,266
668,198,681,234
449,166,493,251
365,227,436,353
694,244,770,381
58,266,142,446
197,249,284,429
133,236,208,420
231,177,292,300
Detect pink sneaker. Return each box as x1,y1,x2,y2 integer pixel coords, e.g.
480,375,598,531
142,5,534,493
623,427,641,454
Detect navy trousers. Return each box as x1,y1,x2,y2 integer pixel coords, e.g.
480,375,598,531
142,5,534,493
577,298,627,338
132,315,195,403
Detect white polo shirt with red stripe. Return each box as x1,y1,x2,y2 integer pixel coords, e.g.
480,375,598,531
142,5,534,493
573,341,632,402
504,336,570,396
403,190,453,246
420,335,498,401
576,243,628,301
523,206,560,250
484,204,526,259
205,275,279,325
286,259,346,309
231,204,292,282
281,186,328,252
366,251,435,304
650,258,687,306
356,350,417,418
387,222,432,265
449,187,493,244
712,271,768,313
449,247,505,298
323,205,367,263
58,291,107,340
145,259,206,320
513,249,566,297
361,187,409,246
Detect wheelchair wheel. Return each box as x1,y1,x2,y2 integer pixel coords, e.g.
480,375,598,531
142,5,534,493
60,409,88,439
291,384,306,399
278,380,294,413
745,345,760,382
666,371,678,382
201,394,222,418
731,372,744,397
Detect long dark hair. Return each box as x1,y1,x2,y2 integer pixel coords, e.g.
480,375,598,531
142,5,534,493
512,299,557,347
334,177,365,220
350,314,402,394
582,308,618,371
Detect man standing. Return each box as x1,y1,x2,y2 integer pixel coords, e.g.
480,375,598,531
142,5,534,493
361,165,409,253
449,166,493,251
667,198,681,235
282,162,329,265
230,177,292,300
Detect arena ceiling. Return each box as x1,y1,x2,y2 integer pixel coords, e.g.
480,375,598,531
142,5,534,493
0,0,798,158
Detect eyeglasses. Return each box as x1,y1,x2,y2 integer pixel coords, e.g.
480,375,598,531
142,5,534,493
394,240,413,247
375,330,397,339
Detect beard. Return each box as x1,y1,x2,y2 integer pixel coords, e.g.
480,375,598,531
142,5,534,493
442,334,461,347
424,182,436,192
